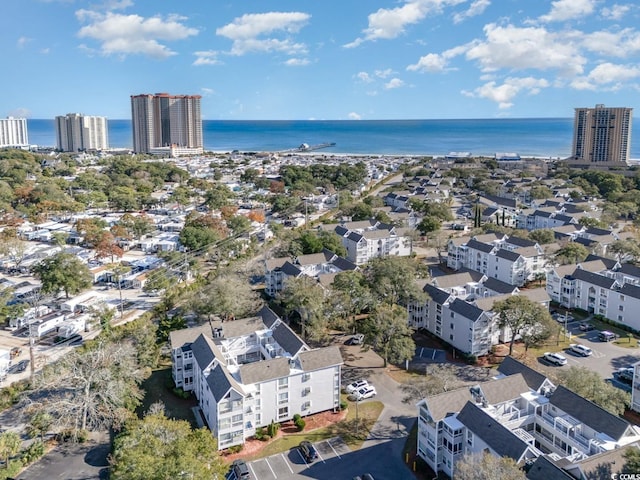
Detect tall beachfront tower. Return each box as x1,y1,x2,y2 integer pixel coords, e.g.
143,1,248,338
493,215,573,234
54,113,109,152
130,93,203,155
571,104,632,165
0,117,29,148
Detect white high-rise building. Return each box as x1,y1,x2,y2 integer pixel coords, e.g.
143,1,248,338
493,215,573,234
54,113,108,152
130,93,203,155
0,117,29,148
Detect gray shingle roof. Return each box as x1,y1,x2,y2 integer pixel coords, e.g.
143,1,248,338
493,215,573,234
505,236,537,248
423,388,475,422
169,323,214,351
258,305,280,328
620,282,640,300
449,298,484,322
272,321,307,356
482,277,518,294
280,261,303,277
423,284,452,305
219,316,267,339
496,248,521,261
298,346,343,372
457,401,531,461
525,456,573,480
570,269,618,290
331,256,357,271
467,239,495,253
549,385,631,441
238,357,291,385
191,333,219,370
479,373,531,404
206,363,232,401
497,356,548,391
619,262,640,279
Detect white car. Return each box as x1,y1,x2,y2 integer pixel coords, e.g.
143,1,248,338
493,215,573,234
544,352,568,366
569,344,592,357
346,379,369,394
354,386,377,400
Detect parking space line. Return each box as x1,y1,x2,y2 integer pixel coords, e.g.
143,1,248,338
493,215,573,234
327,439,341,459
419,347,424,357
280,453,293,474
265,458,277,478
432,349,436,360
248,463,259,480
297,449,309,467
315,446,326,464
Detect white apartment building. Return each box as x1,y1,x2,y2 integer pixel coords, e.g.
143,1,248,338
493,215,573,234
264,249,357,298
170,306,343,450
417,356,640,478
0,117,29,148
55,113,108,152
330,220,412,265
446,234,544,287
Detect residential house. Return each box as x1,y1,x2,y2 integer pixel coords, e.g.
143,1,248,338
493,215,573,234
169,306,343,450
329,220,412,265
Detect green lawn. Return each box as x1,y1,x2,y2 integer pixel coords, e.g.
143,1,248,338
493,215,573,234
137,364,198,426
246,398,384,461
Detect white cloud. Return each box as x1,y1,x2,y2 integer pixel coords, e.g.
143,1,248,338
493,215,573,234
17,36,32,49
200,87,215,95
462,76,549,109
586,62,640,84
465,23,585,76
8,108,31,118
216,12,310,56
344,0,465,47
581,28,640,57
385,78,405,89
76,11,198,58
40,48,51,54
193,50,220,66
453,0,490,24
538,0,596,23
407,52,449,72
601,4,632,20
356,72,373,83
375,68,394,78
285,58,310,66
348,112,362,120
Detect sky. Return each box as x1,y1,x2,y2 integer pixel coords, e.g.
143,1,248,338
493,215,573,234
3,0,640,120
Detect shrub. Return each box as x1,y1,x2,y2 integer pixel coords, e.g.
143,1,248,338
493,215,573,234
294,418,306,432
267,420,280,438
254,427,269,441
21,440,45,465
292,414,301,423
227,444,243,454
171,387,191,399
339,400,348,411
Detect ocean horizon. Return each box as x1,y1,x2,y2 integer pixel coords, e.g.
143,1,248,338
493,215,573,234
25,118,640,159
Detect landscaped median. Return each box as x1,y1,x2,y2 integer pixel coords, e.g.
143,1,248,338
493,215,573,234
231,396,384,462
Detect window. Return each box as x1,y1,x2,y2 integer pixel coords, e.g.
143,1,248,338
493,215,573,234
278,392,289,405
219,417,231,429
450,323,454,330
619,305,624,311
467,431,473,447
302,401,311,411
449,334,454,341
302,373,311,382
278,378,289,390
231,414,243,427
278,406,288,419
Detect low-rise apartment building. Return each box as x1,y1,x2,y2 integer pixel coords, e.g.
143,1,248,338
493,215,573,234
169,306,343,450
417,357,640,478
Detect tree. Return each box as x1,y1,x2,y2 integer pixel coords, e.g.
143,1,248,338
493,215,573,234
32,339,145,433
279,276,326,341
26,410,54,442
417,216,442,235
493,296,552,355
554,242,589,265
528,229,555,245
520,312,557,352
609,239,640,263
191,273,262,321
360,304,415,367
557,366,630,416
142,267,172,295
455,452,525,480
0,230,28,270
110,412,227,480
400,363,465,403
331,271,373,332
623,447,640,474
32,252,92,298
0,430,21,471
95,232,124,262
364,256,427,306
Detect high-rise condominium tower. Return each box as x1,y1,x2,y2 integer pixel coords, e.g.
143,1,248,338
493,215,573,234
130,93,203,155
0,117,29,148
55,113,109,152
572,104,633,164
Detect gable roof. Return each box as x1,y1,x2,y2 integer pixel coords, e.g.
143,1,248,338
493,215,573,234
570,269,617,290
431,270,484,289
422,387,476,422
191,333,219,371
505,236,537,248
620,283,640,300
495,248,521,261
466,239,495,254
258,305,280,328
568,444,639,480
298,346,343,372
457,401,531,461
423,283,452,305
271,321,307,356
497,356,548,391
169,323,214,351
619,262,640,279
449,298,484,322
483,277,518,294
525,456,573,480
549,385,631,441
479,373,531,404
584,254,619,271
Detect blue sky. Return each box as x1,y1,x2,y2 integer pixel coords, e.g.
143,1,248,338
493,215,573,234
3,0,640,120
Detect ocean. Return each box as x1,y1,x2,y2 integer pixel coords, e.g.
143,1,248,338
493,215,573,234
25,118,640,159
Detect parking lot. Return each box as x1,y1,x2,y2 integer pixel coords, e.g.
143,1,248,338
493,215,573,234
241,437,351,480
538,318,640,384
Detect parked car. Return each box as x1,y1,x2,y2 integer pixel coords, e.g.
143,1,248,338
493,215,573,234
615,367,634,384
598,330,618,342
354,386,377,400
231,459,250,480
7,359,29,375
579,322,594,331
299,441,318,463
569,344,593,357
348,333,365,345
543,352,567,366
346,379,369,394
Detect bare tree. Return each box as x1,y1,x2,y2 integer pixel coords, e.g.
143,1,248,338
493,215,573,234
455,452,526,480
